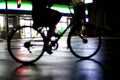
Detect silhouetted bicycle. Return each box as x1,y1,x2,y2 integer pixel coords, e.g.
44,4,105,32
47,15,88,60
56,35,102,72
7,3,102,64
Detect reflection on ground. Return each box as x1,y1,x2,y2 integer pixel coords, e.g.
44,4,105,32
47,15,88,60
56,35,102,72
6,58,106,80
0,37,120,80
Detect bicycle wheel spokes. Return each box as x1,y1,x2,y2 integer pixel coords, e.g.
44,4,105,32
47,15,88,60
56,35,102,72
8,26,44,63
69,29,101,58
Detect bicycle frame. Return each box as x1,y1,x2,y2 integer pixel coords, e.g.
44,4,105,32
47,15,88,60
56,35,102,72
37,4,84,46
53,5,75,41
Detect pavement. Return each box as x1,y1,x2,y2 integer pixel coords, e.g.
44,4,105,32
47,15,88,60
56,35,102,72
0,37,120,80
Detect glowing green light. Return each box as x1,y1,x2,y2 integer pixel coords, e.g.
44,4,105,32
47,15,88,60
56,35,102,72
0,1,73,13
85,9,88,15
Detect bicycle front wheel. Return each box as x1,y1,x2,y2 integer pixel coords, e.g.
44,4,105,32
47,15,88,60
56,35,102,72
68,27,102,59
7,26,44,63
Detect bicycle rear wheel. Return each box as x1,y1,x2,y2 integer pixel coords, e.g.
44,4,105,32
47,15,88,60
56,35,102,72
7,26,44,63
68,27,102,59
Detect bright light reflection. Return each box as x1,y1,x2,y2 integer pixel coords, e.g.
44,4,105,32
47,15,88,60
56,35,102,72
0,16,4,27
73,60,103,80
0,3,73,14
85,0,93,4
0,3,32,11
85,17,89,22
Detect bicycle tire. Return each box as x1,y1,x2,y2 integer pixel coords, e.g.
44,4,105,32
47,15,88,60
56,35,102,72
7,26,44,64
68,27,102,59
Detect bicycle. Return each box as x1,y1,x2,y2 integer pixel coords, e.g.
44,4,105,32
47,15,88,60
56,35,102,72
7,3,102,64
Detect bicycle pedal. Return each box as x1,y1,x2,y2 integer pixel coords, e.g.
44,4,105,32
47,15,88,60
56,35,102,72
47,51,53,55
46,49,53,54
45,46,53,55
